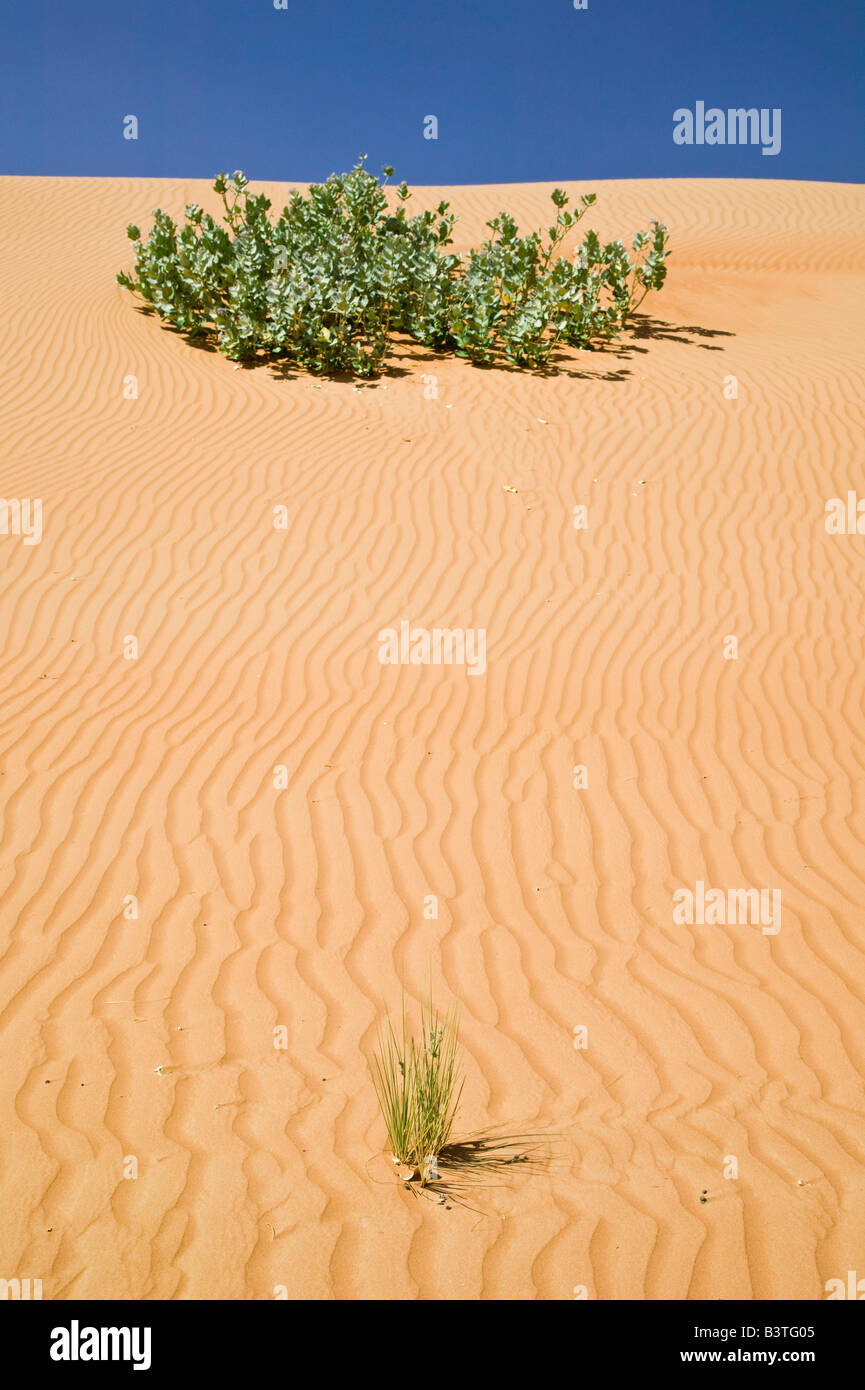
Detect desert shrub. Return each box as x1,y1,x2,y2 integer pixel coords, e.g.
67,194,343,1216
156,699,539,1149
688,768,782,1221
118,159,669,376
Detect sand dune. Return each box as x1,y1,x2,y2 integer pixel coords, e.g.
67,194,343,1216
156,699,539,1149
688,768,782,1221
1,174,864,1300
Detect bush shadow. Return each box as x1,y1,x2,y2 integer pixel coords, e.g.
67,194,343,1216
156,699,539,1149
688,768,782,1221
624,312,735,350
130,305,734,385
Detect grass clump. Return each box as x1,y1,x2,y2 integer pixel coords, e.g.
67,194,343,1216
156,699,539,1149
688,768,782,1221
118,159,670,376
370,992,464,1183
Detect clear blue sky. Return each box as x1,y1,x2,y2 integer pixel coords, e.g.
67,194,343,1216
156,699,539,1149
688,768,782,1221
2,0,862,183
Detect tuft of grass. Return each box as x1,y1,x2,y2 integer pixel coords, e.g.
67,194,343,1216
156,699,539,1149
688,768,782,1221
370,996,414,1167
371,991,464,1183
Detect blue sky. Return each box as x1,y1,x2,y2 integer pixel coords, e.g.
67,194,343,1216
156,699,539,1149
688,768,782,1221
2,0,862,183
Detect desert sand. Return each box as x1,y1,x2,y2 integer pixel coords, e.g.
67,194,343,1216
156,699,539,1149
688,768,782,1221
1,174,864,1300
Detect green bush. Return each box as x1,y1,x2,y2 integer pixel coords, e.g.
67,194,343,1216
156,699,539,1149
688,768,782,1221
118,159,670,377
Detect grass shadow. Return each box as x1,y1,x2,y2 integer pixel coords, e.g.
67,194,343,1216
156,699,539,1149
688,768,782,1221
400,1127,559,1212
